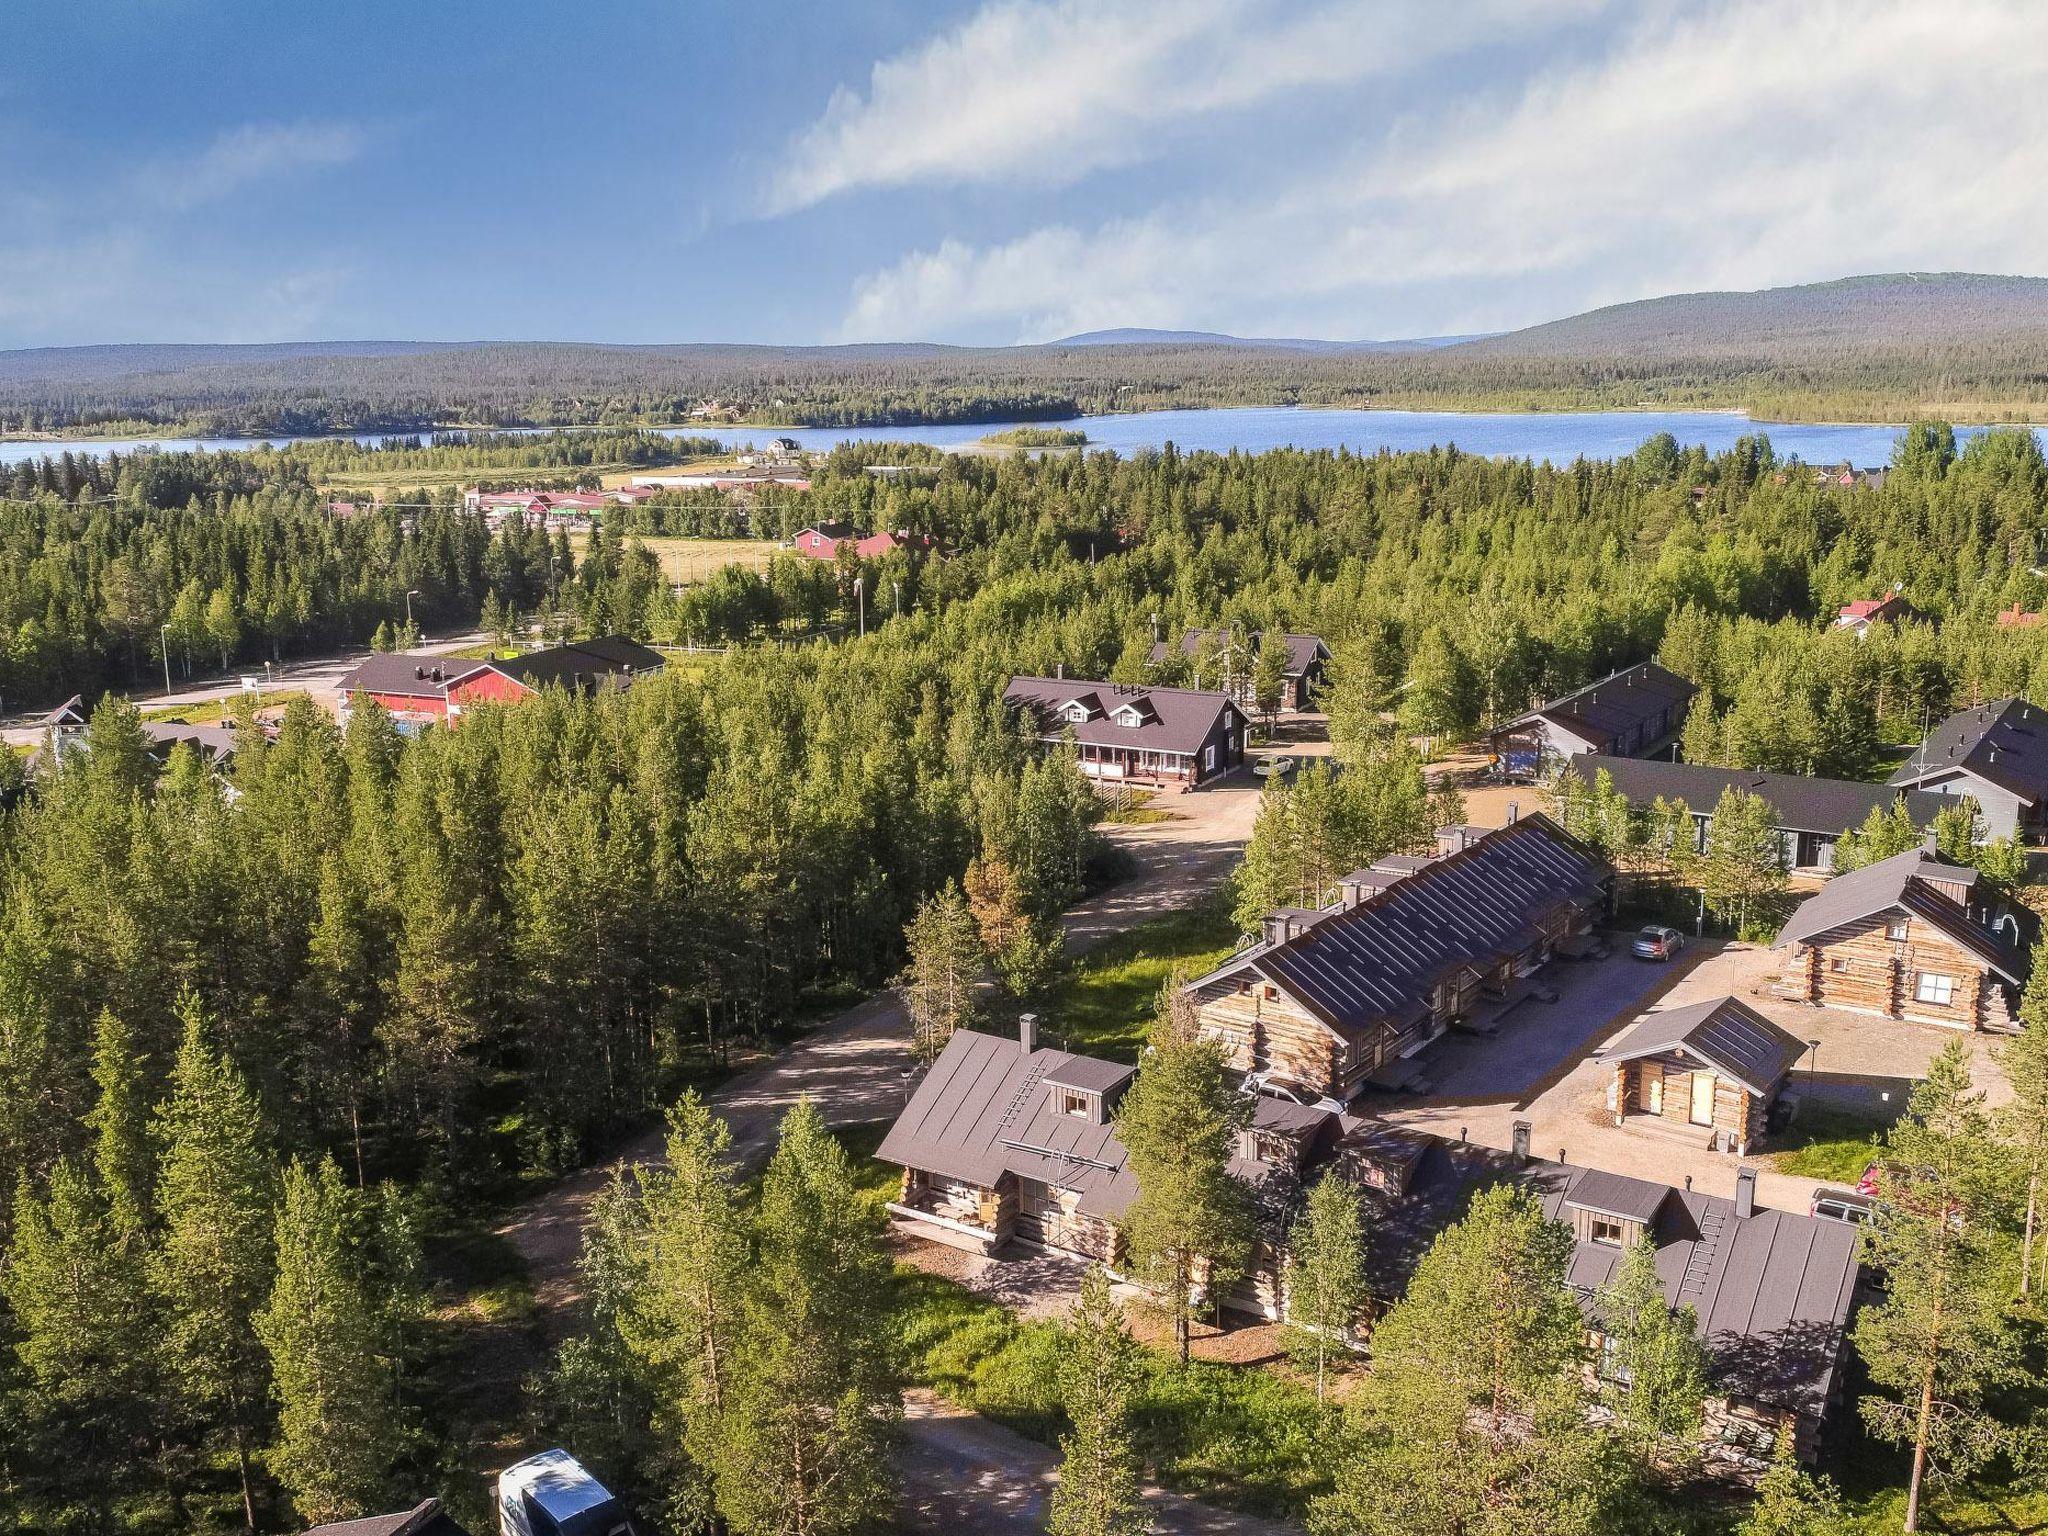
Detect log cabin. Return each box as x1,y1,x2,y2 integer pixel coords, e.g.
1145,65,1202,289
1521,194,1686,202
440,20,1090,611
1183,813,1612,1101
1003,674,1248,789
1488,661,1695,781
876,1020,1860,1478
1770,842,2034,1030
1596,996,1808,1156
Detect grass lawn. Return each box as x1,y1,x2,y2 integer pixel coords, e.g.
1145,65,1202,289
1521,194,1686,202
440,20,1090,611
893,1264,1333,1518
1100,788,1175,826
1766,1102,1894,1183
569,533,781,584
1046,891,1240,1061
143,688,309,724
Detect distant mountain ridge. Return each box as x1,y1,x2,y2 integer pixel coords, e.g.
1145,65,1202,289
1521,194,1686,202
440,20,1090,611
1052,327,1491,352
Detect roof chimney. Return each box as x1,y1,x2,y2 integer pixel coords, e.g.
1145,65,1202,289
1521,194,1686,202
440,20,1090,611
1511,1119,1531,1167
1055,662,1064,680
414,666,426,680
1734,1166,1757,1219
1923,831,1939,855
1506,800,1520,824
1018,1013,1039,1055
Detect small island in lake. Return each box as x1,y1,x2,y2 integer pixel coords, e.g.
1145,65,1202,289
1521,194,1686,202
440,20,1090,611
979,426,1089,448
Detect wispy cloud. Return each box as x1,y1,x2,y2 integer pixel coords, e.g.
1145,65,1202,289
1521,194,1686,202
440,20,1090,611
767,0,1599,215
156,120,367,211
838,0,2048,342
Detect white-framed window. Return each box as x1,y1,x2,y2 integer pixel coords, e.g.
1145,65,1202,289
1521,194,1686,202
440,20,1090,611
1596,1332,1635,1386
1916,972,1955,1006
1886,917,1910,942
1590,1216,1625,1247
1054,1088,1090,1117
1204,744,1217,770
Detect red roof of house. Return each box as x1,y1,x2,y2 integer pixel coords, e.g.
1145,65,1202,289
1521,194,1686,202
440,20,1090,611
1998,604,2044,629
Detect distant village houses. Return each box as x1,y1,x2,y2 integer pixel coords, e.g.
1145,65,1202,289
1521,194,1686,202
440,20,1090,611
1833,589,1921,635
336,635,664,732
789,522,937,560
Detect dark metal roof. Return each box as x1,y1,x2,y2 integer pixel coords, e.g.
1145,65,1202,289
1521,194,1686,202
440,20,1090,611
1772,846,2028,982
1500,662,1695,750
142,721,238,764
1569,755,1948,836
1891,697,2048,805
305,1500,471,1536
1005,676,1244,759
1192,814,1609,1035
1042,1057,1135,1094
1598,997,1808,1097
1563,1168,1673,1224
1150,629,1330,678
1362,1139,1860,1415
496,635,666,690
336,652,492,699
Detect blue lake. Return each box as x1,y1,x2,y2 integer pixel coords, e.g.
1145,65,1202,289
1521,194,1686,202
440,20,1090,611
0,405,2035,468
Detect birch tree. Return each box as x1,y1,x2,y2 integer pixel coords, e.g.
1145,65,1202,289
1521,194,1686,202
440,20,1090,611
1284,1170,1365,1403
1049,1267,1145,1536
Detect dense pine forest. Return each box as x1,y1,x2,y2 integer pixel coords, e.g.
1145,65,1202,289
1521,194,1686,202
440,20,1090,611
13,422,2048,1529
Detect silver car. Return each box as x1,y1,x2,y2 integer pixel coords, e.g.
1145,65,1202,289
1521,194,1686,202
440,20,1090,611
1630,925,1686,961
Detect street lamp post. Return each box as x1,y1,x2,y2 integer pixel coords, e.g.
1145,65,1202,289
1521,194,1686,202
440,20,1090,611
403,588,419,641
160,623,173,696
854,577,865,638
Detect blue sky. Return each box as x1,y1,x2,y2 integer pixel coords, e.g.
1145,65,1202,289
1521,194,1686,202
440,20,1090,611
5,0,2046,349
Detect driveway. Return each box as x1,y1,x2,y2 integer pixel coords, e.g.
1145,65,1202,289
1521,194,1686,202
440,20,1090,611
897,1389,1298,1536
1376,935,2011,1217
496,770,1264,1318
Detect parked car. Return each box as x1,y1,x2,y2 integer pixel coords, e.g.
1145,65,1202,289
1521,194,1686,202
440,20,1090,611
1810,1187,1876,1225
1252,755,1296,779
1630,925,1686,961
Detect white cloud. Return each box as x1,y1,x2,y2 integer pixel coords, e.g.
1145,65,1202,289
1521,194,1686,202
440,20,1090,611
157,120,366,210
768,0,1599,214
838,0,2048,342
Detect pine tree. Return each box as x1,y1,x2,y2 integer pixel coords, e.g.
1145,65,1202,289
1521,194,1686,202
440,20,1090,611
1284,1170,1365,1403
1112,996,1253,1363
1833,801,1922,872
1999,939,2048,1296
257,1158,405,1526
1737,1443,1846,1535
1698,787,1786,936
86,1006,153,1240
1322,639,1393,762
1594,1239,1708,1473
1312,1185,1632,1536
713,1101,899,1536
152,994,278,1528
1251,630,1289,735
1049,1267,1145,1536
1854,1042,2021,1533
900,884,983,1062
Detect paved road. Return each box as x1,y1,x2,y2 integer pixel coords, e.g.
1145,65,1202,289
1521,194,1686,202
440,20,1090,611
0,628,486,744
495,771,1263,1315
898,1389,1297,1536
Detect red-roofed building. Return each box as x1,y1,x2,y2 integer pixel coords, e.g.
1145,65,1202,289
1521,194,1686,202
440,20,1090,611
337,636,665,732
1997,603,2044,629
790,524,936,560
1835,591,1921,635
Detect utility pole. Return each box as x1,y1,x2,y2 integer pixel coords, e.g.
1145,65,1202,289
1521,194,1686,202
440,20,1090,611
854,576,865,638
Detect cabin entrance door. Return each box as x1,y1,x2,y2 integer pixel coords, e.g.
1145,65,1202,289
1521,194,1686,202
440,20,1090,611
1689,1071,1716,1127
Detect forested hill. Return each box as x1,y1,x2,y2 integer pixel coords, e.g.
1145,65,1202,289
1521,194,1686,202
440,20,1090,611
8,272,2048,433
1459,272,2048,361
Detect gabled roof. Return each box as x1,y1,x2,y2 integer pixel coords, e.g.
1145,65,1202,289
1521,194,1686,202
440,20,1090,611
1598,997,1808,1097
1363,1139,1860,1416
1891,697,2048,805
1568,755,1948,837
1005,676,1244,759
1837,593,1920,626
1151,629,1330,677
1499,662,1695,750
496,635,664,690
304,1499,471,1536
1190,815,1610,1036
39,694,87,728
143,721,238,765
1772,846,2028,982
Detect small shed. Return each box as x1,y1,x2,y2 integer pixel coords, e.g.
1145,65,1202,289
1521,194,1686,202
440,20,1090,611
1598,996,1807,1155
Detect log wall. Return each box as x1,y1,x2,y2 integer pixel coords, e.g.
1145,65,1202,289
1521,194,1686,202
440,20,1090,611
1776,910,2004,1030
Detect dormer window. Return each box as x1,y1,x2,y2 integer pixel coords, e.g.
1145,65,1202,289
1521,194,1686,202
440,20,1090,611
1054,1088,1091,1118
1113,705,1144,726
1059,700,1091,722
1590,1216,1626,1247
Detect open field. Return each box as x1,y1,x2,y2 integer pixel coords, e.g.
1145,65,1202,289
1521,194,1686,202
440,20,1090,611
314,450,736,499
572,532,782,583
